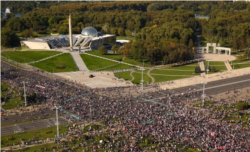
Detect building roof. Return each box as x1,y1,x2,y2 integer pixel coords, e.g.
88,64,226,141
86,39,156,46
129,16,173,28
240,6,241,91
81,27,98,37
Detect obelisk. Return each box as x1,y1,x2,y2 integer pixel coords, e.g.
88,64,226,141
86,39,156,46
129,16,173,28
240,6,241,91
69,14,73,51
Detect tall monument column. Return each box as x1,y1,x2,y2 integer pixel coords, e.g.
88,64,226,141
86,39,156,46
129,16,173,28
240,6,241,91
69,14,73,51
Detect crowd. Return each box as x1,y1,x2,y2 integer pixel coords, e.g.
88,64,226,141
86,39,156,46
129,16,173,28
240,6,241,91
1,61,250,151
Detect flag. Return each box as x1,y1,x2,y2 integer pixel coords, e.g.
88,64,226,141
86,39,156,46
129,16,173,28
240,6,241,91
36,85,45,89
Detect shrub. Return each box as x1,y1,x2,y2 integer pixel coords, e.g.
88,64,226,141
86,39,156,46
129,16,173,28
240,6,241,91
237,102,249,111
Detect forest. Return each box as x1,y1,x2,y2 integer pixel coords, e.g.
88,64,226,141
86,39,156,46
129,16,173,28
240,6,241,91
1,1,250,64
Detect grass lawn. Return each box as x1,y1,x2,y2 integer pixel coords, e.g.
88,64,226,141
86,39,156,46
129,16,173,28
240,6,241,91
204,61,225,66
80,54,117,70
151,69,197,76
123,57,151,67
151,75,192,83
1,125,69,148
114,71,132,81
1,51,61,63
85,50,123,61
99,63,134,71
132,70,152,84
1,82,25,110
32,53,78,72
12,143,59,152
116,36,135,40
231,60,250,69
193,101,214,107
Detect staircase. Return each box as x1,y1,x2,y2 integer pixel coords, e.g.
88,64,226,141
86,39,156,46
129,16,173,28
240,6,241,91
224,61,232,71
199,61,206,77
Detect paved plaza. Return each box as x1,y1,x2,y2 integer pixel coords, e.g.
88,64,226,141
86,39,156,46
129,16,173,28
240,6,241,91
196,53,236,61
54,71,133,88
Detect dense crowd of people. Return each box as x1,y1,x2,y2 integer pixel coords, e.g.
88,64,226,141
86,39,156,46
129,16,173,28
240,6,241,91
1,61,250,151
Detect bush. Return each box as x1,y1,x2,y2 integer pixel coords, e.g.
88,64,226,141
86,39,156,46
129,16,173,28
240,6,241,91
195,66,201,73
98,46,107,55
237,102,249,111
89,74,94,78
45,131,53,134
37,30,47,34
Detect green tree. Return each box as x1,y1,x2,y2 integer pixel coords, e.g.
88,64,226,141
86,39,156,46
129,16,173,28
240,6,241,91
111,45,117,54
211,66,216,72
98,46,107,55
125,29,132,37
1,27,20,48
21,29,33,39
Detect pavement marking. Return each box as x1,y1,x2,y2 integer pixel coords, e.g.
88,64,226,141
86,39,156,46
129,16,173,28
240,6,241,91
194,78,250,92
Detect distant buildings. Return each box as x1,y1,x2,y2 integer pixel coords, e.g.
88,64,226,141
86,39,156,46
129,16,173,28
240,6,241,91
233,0,250,2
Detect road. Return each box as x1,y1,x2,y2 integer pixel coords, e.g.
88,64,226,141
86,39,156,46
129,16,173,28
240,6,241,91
171,74,250,95
1,117,70,136
1,74,249,136
1,109,55,125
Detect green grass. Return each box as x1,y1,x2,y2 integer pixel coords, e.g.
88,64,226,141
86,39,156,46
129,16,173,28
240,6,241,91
151,69,197,75
123,57,151,67
233,64,250,69
12,143,59,152
204,61,225,66
193,101,214,107
1,125,69,148
114,71,133,80
1,51,61,63
80,54,117,70
85,50,123,61
99,63,134,71
116,36,135,40
132,70,152,84
32,53,78,72
1,82,25,110
151,75,192,83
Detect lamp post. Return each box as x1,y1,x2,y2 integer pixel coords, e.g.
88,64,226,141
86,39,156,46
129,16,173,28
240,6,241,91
54,105,61,138
201,82,207,107
206,60,210,79
141,60,144,91
21,81,28,106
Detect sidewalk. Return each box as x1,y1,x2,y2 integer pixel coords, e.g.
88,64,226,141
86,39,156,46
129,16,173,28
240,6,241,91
160,67,250,90
70,52,89,71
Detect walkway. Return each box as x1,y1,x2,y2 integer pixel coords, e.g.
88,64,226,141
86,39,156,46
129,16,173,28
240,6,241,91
224,61,232,71
130,71,135,81
70,52,89,71
27,52,64,64
147,69,155,84
82,52,138,67
160,66,250,90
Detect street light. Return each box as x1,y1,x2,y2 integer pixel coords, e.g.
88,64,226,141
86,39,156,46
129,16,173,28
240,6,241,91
206,60,210,79
20,81,28,106
141,60,144,91
54,105,61,138
201,81,207,107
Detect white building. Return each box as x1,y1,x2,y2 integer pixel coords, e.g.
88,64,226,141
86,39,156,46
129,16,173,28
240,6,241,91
233,0,250,2
21,27,116,50
194,43,231,55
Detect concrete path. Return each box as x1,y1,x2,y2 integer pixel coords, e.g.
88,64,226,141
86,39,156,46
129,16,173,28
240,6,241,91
147,69,155,84
224,61,232,71
82,52,138,67
130,71,135,81
70,52,89,71
27,52,64,64
199,61,205,71
160,67,250,90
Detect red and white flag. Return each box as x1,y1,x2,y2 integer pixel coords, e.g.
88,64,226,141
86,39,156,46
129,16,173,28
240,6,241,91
36,85,45,89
